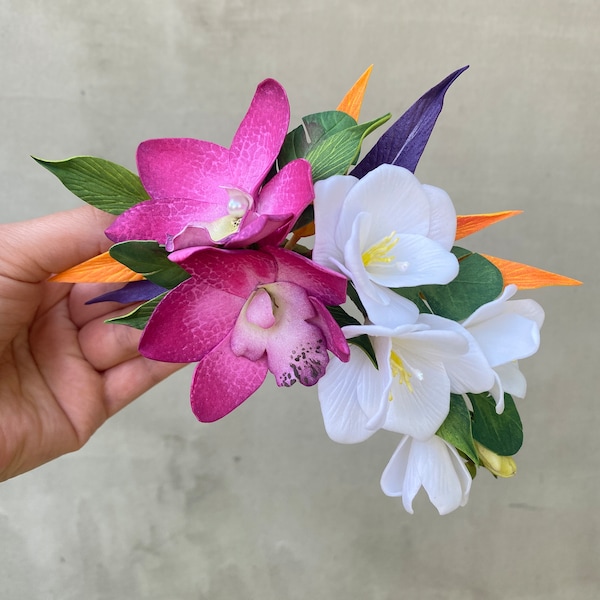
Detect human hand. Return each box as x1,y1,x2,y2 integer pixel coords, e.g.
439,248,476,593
0,206,184,481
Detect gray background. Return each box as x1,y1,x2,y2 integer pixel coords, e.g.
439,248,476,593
1,1,598,598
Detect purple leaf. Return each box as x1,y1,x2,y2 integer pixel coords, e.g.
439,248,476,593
85,280,167,305
351,66,468,178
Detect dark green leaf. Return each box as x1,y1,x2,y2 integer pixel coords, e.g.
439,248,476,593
33,155,149,215
109,241,189,289
277,111,391,181
393,246,503,321
105,293,166,330
327,305,378,368
437,394,479,464
470,392,523,456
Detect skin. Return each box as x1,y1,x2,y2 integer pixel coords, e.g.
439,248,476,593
0,206,184,482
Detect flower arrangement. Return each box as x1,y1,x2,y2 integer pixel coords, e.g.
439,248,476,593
38,66,580,514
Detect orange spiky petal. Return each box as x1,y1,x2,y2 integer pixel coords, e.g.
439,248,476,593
455,211,523,241
337,65,373,122
49,251,144,283
285,221,316,249
482,254,582,289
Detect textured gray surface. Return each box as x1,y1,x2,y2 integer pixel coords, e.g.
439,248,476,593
0,1,598,598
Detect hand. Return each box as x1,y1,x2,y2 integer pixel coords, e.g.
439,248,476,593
0,206,184,481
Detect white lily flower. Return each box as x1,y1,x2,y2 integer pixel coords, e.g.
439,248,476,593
381,434,472,515
318,313,494,444
312,164,459,328
462,284,545,412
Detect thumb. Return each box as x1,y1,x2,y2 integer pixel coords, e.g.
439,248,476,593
1,205,115,282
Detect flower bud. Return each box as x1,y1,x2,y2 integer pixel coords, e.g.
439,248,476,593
474,441,517,478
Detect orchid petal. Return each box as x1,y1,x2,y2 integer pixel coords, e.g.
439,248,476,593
137,138,231,200
267,246,348,306
172,247,276,298
255,158,314,219
229,79,290,194
308,298,350,363
139,278,245,362
191,333,268,422
105,196,226,245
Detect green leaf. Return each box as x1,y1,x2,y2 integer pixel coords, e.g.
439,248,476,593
327,305,378,368
470,392,523,456
393,246,503,321
306,114,392,181
109,241,189,289
33,155,149,215
277,111,391,181
278,111,358,167
105,293,166,330
437,394,479,465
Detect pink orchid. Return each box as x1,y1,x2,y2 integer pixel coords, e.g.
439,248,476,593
105,79,313,251
139,245,350,422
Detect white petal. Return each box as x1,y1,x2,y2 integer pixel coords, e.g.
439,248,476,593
383,350,451,440
418,314,496,394
380,436,418,513
359,287,420,328
423,184,457,251
468,312,541,367
495,361,527,399
312,175,358,271
381,436,472,515
343,165,431,241
504,299,545,329
462,284,518,328
366,234,459,288
318,350,390,444
416,437,472,515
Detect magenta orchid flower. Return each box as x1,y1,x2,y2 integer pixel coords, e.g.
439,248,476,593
138,245,350,422
105,79,314,251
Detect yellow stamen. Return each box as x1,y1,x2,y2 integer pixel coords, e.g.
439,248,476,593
362,232,399,267
390,350,413,393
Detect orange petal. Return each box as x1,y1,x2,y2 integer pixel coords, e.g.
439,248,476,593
337,65,373,121
49,251,144,283
482,254,582,289
285,221,316,249
456,211,523,240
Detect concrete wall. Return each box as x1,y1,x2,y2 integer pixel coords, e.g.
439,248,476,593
1,1,597,598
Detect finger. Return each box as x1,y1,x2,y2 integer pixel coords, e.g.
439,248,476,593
1,206,115,283
103,356,188,417
78,315,144,372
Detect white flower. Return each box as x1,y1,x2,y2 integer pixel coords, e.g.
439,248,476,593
312,164,459,327
318,315,494,444
380,434,472,515
462,284,545,412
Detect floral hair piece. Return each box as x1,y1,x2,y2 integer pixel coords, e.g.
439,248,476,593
38,66,580,515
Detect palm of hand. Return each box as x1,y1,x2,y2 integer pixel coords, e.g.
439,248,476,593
0,208,182,482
